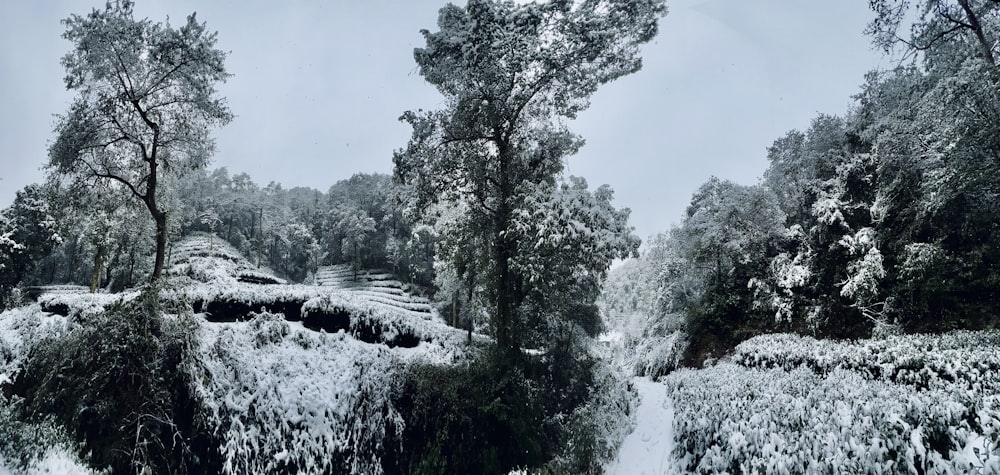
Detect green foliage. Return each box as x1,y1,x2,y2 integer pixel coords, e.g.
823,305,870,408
389,356,545,475
667,179,788,364
391,325,632,474
12,287,218,474
542,360,636,475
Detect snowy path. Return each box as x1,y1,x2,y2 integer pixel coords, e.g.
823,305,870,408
605,377,676,475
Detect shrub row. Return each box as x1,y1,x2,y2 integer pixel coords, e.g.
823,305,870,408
665,362,1000,474
733,331,1000,392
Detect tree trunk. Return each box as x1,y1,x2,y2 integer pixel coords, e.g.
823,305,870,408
150,210,168,282
102,241,124,290
493,142,517,355
127,251,135,286
257,207,263,269
494,231,515,352
353,241,359,281
957,0,997,68
466,265,476,344
90,244,106,293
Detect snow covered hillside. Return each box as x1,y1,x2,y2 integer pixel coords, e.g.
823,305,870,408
0,233,477,474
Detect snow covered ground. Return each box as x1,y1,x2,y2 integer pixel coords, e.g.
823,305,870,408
606,377,676,475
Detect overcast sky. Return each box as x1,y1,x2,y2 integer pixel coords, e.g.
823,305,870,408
0,0,888,243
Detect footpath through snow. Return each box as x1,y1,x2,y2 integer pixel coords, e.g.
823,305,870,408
605,377,676,475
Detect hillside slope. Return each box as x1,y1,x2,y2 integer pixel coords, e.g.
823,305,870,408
0,233,475,474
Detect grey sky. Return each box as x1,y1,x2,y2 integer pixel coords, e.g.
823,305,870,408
0,0,886,243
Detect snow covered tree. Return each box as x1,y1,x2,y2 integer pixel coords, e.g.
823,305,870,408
850,61,1000,330
0,184,62,304
394,0,665,354
48,0,232,282
511,176,639,339
867,0,998,69
198,208,221,250
334,206,377,281
674,178,785,362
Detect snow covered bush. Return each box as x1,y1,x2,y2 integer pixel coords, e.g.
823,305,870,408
0,403,98,475
665,331,1000,473
545,358,637,474
733,331,1000,392
0,306,96,474
192,312,409,475
0,306,77,389
666,362,998,473
36,288,139,318
9,286,213,474
602,310,687,379
631,330,688,379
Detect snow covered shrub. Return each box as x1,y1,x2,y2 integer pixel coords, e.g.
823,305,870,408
544,359,637,474
193,312,406,475
733,331,1000,392
605,311,687,379
0,306,86,471
666,363,999,473
0,402,98,474
11,286,215,474
1,287,23,311
249,310,290,347
35,288,138,319
0,306,77,390
667,332,1000,473
632,330,687,379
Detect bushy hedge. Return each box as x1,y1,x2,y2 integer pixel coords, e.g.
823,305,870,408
10,287,216,474
663,331,1000,473
733,331,1000,392
387,356,547,475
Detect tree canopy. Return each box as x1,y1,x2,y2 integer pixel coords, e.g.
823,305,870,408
395,0,662,354
48,0,232,281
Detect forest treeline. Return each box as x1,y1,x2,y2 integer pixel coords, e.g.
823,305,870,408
605,0,1000,364
0,170,435,298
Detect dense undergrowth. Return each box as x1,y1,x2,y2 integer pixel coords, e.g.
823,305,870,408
9,286,217,474
388,346,634,475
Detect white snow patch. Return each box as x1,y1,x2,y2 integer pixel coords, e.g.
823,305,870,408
606,377,676,474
